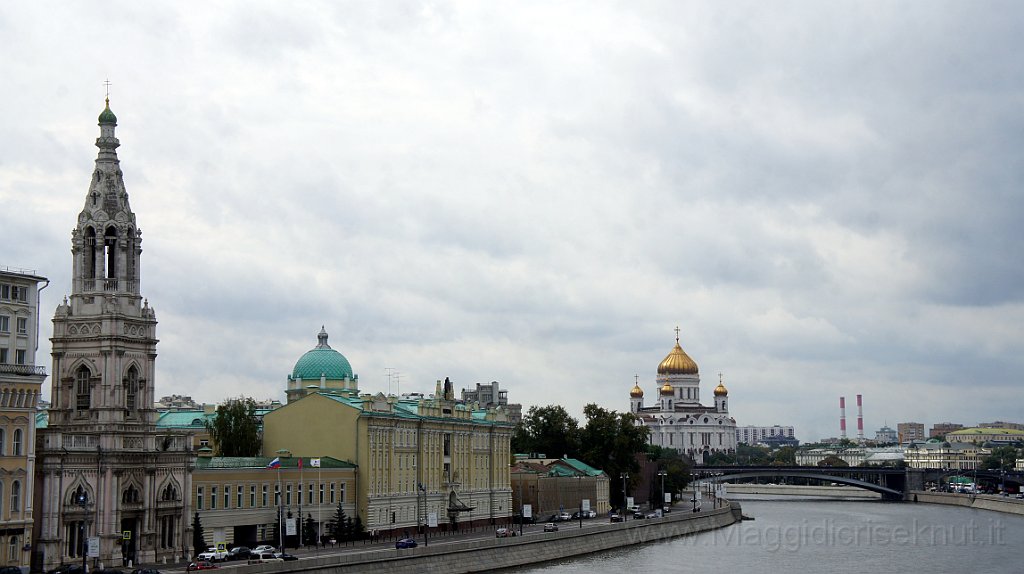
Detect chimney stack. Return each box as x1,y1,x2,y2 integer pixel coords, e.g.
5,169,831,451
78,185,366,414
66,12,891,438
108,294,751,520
840,396,847,439
857,394,864,443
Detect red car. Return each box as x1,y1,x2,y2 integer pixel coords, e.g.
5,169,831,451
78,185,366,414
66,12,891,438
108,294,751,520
186,562,218,572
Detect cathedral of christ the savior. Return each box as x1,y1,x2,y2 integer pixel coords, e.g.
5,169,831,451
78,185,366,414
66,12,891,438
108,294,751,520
32,99,195,571
629,328,737,463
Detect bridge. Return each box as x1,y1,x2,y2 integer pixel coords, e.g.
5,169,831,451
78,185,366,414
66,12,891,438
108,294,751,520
692,466,915,500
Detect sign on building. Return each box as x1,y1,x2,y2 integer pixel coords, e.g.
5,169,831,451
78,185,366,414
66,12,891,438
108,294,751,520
581,499,590,512
427,512,438,528
522,504,532,518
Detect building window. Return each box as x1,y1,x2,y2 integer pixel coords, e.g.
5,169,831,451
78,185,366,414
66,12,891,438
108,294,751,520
125,366,139,410
308,483,313,505
0,316,8,332
0,285,7,300
0,348,7,364
262,484,268,507
15,350,25,365
10,287,26,302
237,485,243,508
250,485,256,507
196,487,204,510
16,317,27,335
319,483,324,505
211,486,217,510
8,536,18,561
330,483,335,504
76,366,91,410
12,430,22,456
286,484,292,505
10,481,20,513
224,485,230,508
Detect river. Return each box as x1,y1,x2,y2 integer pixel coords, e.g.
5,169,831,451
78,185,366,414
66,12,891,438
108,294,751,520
509,496,1024,573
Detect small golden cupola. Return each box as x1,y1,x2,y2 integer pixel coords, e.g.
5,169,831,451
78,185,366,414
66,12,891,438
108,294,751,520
660,382,674,395
657,327,699,375
630,383,644,398
714,381,728,396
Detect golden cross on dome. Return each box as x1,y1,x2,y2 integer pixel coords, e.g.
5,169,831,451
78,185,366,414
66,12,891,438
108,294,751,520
634,374,639,384
104,79,112,98
674,325,680,343
719,372,723,384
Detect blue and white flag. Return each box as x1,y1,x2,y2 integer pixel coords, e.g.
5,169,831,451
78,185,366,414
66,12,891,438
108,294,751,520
266,457,281,469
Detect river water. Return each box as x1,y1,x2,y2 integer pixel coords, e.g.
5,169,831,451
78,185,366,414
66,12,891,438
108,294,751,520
510,497,1024,573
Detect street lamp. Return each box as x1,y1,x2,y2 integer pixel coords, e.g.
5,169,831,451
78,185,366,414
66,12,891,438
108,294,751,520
657,471,667,513
620,473,629,521
575,475,583,529
74,491,93,573
417,483,428,547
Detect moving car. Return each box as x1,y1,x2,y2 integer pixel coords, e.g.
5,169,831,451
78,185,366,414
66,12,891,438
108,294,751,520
274,553,298,562
253,552,281,563
495,527,516,537
558,512,572,521
543,522,558,532
185,562,218,572
252,545,276,554
395,538,418,549
609,513,623,522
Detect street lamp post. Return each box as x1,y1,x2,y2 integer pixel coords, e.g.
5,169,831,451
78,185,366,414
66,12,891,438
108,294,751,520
74,491,92,574
417,483,428,547
576,475,583,529
657,471,667,512
620,473,629,521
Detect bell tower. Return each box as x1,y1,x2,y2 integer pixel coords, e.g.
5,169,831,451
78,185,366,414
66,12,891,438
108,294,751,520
48,97,158,430
35,98,194,571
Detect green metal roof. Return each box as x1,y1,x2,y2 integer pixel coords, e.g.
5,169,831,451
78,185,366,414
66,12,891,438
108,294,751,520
290,328,354,381
98,100,117,124
196,456,356,470
560,458,605,477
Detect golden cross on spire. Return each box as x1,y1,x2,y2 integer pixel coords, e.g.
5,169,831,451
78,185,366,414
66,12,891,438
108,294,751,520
634,374,639,385
674,325,680,343
104,79,112,98
719,372,723,384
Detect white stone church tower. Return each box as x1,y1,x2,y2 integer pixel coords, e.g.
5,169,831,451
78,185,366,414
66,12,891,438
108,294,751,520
33,100,195,571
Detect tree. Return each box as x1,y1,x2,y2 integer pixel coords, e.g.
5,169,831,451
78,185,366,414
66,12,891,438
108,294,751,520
191,512,205,556
328,502,347,541
205,397,261,457
303,514,317,546
818,455,849,468
578,404,650,507
982,446,1019,471
771,447,796,466
514,405,581,459
647,445,691,501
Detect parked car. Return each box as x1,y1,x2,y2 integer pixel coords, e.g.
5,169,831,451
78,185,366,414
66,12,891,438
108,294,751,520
274,553,298,562
226,546,251,561
395,538,418,549
558,511,572,521
495,527,516,538
2,568,25,574
94,569,124,574
254,552,281,563
252,545,276,554
609,513,623,522
543,522,558,532
130,568,161,574
645,511,660,519
47,566,85,574
513,514,536,524
185,562,217,572
197,547,227,562
544,514,559,523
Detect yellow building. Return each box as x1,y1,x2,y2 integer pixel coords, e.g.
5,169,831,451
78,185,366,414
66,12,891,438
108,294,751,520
0,267,48,570
190,455,356,550
262,333,513,536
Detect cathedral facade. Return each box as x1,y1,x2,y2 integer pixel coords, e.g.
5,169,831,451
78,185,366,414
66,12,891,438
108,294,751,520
32,100,195,571
630,329,737,462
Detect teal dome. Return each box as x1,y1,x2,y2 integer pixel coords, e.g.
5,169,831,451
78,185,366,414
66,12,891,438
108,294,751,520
291,327,353,380
98,98,117,124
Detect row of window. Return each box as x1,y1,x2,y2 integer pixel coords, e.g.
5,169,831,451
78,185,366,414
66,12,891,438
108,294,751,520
0,285,29,303
0,349,27,365
195,481,346,511
72,365,140,411
0,429,25,456
0,315,28,334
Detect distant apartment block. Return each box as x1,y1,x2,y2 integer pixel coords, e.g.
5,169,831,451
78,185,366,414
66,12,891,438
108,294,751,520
930,422,964,438
736,425,796,445
897,422,925,443
461,380,522,423
875,426,898,444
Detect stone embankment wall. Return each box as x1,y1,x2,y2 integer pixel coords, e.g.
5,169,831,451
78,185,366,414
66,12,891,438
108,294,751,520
252,503,741,574
726,483,881,498
911,491,1024,516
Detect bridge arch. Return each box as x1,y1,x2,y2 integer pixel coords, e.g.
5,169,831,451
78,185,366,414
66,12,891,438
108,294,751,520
698,470,904,499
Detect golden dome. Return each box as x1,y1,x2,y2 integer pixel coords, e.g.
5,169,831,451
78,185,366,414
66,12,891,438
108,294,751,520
630,384,644,398
714,382,728,396
657,329,699,375
660,382,674,395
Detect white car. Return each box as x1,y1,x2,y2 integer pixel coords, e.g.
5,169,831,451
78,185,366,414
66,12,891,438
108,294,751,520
558,512,571,521
252,545,276,554
197,547,227,562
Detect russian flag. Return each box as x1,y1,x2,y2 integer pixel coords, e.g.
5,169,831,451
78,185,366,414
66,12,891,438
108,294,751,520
266,457,281,469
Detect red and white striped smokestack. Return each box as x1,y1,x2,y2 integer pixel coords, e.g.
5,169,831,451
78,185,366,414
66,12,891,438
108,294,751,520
840,396,847,439
857,394,864,442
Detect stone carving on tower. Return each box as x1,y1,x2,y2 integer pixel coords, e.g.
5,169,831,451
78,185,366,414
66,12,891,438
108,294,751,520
34,98,196,571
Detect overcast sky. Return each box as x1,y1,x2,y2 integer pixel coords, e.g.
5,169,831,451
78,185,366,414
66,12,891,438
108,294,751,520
2,2,1023,442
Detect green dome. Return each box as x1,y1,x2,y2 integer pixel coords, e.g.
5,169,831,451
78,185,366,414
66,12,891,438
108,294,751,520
98,98,117,124
291,327,353,380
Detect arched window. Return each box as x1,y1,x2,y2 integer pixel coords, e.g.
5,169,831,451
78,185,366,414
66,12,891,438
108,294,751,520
8,535,17,561
70,485,88,506
122,485,140,504
124,365,139,411
76,366,91,410
0,429,5,456
162,484,178,501
10,481,20,513
11,430,21,456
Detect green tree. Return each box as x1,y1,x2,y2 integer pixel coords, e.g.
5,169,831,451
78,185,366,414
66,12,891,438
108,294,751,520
303,514,317,546
328,502,347,541
818,455,849,468
981,446,1019,471
578,404,650,507
514,405,581,459
204,397,261,456
771,447,797,466
647,445,691,502
191,512,205,556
